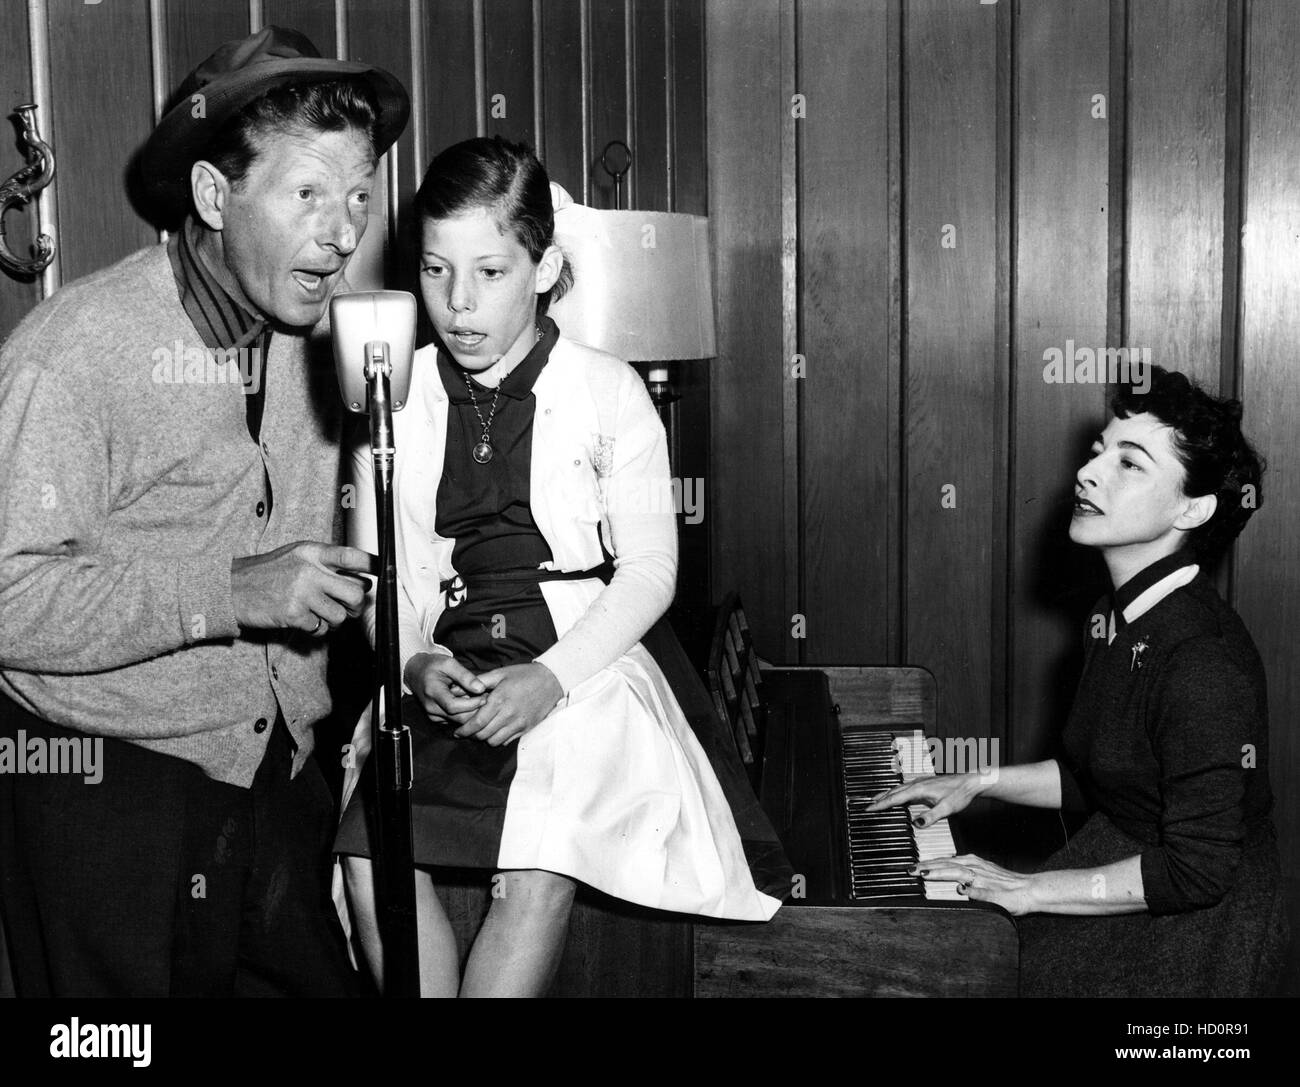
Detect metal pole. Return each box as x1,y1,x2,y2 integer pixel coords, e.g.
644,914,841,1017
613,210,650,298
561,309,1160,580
365,344,419,997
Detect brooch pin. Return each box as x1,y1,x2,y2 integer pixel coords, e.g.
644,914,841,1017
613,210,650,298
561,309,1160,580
1130,638,1149,672
592,434,615,478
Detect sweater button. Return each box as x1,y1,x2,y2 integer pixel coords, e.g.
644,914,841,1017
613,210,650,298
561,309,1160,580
253,717,268,734
255,500,266,517
262,440,270,456
573,459,581,466
270,664,279,681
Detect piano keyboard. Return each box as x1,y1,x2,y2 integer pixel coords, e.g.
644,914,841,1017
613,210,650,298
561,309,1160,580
842,728,964,901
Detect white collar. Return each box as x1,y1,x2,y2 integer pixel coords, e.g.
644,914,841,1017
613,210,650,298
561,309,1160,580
1107,564,1199,645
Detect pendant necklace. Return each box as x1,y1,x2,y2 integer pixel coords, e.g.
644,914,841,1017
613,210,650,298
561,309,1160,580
463,378,501,463
461,325,542,465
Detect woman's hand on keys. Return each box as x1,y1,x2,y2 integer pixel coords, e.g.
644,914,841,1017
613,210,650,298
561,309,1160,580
865,772,987,827
908,853,1038,915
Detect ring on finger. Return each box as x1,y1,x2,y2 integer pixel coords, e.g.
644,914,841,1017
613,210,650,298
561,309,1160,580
312,616,326,635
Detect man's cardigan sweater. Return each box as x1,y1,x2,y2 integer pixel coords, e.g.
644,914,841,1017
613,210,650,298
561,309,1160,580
0,243,346,786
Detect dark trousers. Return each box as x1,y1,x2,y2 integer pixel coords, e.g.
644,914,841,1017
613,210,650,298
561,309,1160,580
0,693,359,997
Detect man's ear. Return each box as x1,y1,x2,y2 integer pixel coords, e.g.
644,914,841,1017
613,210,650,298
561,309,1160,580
190,160,229,231
534,244,564,296
1176,492,1217,533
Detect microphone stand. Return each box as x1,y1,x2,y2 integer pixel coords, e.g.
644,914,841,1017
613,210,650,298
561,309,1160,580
364,339,419,998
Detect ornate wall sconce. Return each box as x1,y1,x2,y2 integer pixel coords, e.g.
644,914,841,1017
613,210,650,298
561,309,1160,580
1,103,56,278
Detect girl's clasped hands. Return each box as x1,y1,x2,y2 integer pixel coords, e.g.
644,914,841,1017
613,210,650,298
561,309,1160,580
404,651,562,746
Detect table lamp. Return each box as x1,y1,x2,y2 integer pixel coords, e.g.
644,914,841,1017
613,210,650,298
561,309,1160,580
550,192,716,472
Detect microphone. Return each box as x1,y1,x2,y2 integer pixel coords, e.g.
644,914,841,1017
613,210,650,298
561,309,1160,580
330,290,417,414
328,288,421,996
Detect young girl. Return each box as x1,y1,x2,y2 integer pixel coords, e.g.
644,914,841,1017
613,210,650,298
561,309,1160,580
335,137,782,996
869,366,1287,996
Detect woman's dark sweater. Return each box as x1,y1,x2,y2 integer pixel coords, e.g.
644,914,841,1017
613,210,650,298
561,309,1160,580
1019,551,1288,996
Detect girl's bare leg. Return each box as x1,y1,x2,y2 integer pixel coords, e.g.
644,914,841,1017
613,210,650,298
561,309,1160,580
459,869,576,997
342,857,460,997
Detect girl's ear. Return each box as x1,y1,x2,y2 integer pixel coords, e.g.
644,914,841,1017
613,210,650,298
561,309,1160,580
534,243,564,296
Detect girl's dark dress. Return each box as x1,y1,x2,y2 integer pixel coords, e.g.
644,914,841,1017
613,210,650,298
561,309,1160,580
1018,550,1288,996
335,320,789,897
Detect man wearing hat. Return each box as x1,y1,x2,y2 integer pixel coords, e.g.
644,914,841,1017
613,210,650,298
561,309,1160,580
0,27,409,996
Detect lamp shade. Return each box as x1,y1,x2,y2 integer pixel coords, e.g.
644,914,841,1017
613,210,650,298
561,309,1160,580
550,207,716,362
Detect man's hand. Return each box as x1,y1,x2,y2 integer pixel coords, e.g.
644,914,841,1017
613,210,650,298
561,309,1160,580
405,652,488,725
455,663,564,747
231,542,375,636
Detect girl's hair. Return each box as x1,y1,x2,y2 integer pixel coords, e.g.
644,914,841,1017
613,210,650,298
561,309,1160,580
1109,365,1265,561
414,136,573,315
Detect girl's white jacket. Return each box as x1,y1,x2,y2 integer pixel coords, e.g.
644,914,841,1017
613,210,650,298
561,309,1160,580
337,335,780,922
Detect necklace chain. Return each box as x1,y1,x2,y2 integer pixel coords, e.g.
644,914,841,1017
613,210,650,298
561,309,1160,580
460,325,543,464
463,374,502,448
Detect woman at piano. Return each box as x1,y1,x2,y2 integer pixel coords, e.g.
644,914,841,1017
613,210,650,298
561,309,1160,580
869,365,1287,997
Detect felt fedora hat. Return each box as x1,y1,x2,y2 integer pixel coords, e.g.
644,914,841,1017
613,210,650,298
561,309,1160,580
139,25,409,219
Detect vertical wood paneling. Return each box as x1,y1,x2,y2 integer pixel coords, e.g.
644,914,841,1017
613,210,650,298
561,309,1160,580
49,0,155,281
0,0,39,342
1105,0,1127,351
1236,0,1300,993
989,0,1011,745
588,0,628,208
1010,0,1110,763
669,0,705,214
422,0,479,159
885,0,902,663
631,0,668,211
779,0,797,659
344,6,417,151
483,0,535,145
1125,0,1226,388
796,0,891,664
261,0,336,56
903,0,1000,741
1219,0,1246,398
347,1,416,288
538,0,584,193
163,1,249,114
658,2,708,612
408,1,427,187
707,0,787,658
149,0,171,126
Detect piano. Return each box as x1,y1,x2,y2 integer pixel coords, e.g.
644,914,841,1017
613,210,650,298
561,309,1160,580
693,600,1019,997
